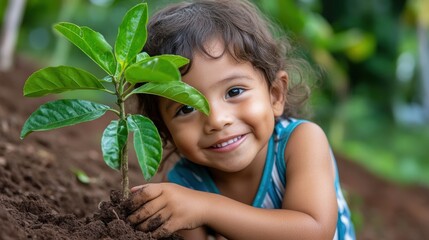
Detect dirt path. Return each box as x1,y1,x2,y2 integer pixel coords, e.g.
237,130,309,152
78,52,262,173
1,57,428,239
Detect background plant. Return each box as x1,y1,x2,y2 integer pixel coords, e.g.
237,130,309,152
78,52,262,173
19,3,209,199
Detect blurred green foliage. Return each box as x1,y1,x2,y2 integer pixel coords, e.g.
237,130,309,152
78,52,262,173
1,0,428,186
254,0,429,187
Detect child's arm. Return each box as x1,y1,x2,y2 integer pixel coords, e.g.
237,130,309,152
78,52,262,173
127,122,337,239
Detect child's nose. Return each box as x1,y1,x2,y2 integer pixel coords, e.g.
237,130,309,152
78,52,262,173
203,103,233,134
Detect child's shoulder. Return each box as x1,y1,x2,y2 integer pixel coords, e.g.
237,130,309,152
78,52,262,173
274,118,326,140
275,118,330,160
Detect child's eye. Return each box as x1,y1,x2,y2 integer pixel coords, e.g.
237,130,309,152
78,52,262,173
226,87,244,98
176,105,195,116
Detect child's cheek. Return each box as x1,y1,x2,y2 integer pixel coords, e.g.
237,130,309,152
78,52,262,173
170,126,198,158
240,97,276,137
244,97,274,119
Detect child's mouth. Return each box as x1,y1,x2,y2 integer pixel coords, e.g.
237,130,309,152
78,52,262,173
211,135,243,149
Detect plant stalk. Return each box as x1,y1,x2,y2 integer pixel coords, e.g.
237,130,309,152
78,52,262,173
117,79,130,199
120,134,129,199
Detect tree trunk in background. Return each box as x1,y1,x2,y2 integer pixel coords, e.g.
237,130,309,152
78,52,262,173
50,0,81,66
417,21,429,121
0,0,26,71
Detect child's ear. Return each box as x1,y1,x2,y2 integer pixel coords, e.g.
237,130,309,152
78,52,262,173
270,70,288,117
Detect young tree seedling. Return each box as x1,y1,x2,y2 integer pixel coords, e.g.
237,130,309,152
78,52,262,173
20,3,209,199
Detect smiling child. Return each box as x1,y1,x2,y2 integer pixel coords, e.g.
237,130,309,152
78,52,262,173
127,1,356,239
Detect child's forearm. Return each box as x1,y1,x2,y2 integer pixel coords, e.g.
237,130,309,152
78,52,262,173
202,193,335,240
127,183,336,239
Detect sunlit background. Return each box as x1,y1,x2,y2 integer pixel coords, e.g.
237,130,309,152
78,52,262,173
1,0,428,237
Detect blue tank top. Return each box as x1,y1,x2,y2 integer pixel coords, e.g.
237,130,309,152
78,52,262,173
168,118,355,240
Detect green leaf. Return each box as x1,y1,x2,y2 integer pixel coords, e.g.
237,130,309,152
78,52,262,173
115,3,148,70
136,52,150,62
72,169,91,184
134,54,189,69
101,119,128,170
23,66,107,97
131,82,210,115
21,99,110,139
54,22,116,75
125,58,181,84
101,75,113,83
153,54,189,69
127,114,162,180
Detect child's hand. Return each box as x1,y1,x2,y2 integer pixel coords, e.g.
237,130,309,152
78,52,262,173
126,183,208,238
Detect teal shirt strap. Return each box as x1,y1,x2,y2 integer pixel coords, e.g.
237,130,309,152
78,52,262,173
252,136,275,207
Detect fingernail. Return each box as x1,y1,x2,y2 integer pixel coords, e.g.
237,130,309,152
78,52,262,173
130,185,144,192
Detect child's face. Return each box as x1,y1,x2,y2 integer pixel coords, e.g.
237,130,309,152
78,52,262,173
159,39,285,173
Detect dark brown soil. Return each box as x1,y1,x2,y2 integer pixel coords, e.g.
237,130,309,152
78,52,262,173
1,57,429,239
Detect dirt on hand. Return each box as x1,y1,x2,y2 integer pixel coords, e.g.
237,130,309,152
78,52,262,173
0,57,429,240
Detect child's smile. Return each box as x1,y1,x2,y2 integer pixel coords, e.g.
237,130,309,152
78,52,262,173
208,134,246,152
159,39,285,175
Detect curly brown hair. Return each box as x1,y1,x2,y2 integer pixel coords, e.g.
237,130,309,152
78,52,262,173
136,0,312,143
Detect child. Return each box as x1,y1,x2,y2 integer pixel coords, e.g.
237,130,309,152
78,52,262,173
127,0,356,239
